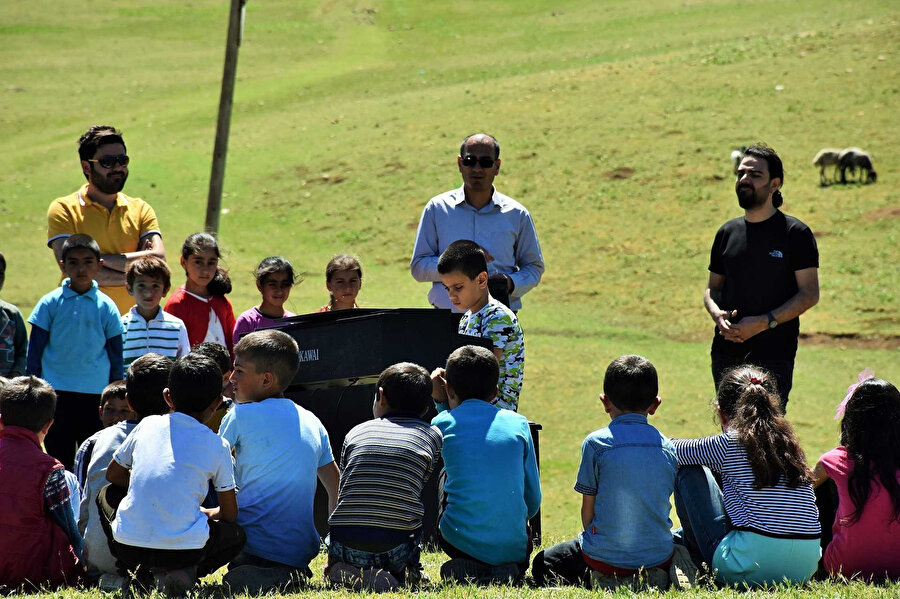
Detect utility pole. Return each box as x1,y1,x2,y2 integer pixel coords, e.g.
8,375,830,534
205,0,247,234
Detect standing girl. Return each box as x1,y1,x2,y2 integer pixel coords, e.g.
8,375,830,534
232,256,299,346
164,233,236,356
814,376,900,580
672,366,820,586
316,255,362,312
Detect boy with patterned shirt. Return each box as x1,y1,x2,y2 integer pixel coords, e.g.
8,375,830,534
0,252,27,377
121,256,190,367
437,240,524,411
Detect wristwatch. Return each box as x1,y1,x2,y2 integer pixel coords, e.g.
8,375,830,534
766,312,778,329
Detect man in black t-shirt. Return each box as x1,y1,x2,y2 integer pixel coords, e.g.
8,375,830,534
704,143,819,410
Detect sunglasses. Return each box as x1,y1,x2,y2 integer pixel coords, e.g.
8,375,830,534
88,154,130,169
461,155,496,169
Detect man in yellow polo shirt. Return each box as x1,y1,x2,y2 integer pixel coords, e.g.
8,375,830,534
47,126,166,314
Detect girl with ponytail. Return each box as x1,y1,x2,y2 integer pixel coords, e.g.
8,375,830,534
672,365,820,586
814,376,900,580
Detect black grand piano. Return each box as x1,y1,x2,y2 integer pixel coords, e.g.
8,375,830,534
269,307,541,543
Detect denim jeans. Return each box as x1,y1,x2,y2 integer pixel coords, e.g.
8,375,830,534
326,532,421,578
672,465,729,567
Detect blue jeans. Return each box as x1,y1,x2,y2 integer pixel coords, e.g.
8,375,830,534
672,465,729,567
325,532,421,578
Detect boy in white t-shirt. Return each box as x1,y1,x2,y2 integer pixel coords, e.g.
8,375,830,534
219,329,339,594
97,353,245,595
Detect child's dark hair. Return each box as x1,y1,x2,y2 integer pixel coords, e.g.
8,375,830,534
437,240,488,280
255,256,299,285
378,362,431,415
233,330,300,392
325,255,362,282
603,355,658,412
181,232,231,296
100,380,127,407
62,234,102,261
190,342,232,376
839,378,900,524
126,256,172,292
0,376,57,433
445,345,499,403
126,353,173,417
78,125,125,162
717,365,811,489
0,251,6,271
167,354,223,414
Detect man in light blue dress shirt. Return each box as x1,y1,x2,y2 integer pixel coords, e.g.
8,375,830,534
410,133,545,312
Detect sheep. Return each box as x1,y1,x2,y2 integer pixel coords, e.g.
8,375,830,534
838,147,877,184
730,146,747,175
812,148,842,185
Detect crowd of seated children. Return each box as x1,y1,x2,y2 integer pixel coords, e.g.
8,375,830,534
97,353,244,595
0,251,27,378
218,330,339,594
26,234,124,469
317,255,362,312
430,345,541,584
0,376,83,591
73,381,134,495
532,355,681,590
121,256,190,367
77,354,171,584
326,362,443,592
813,376,900,580
164,233,235,357
437,241,524,412
233,256,298,346
672,366,821,586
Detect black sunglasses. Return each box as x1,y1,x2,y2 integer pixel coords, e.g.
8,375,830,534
88,154,130,169
461,155,496,169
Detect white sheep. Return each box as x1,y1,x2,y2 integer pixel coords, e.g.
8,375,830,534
812,148,842,185
838,147,877,184
730,146,747,175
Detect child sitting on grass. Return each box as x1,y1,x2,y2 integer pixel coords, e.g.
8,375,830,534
326,362,443,592
233,256,298,346
77,354,171,584
430,345,541,585
98,354,244,595
219,330,339,594
437,240,524,412
0,251,27,378
73,381,134,495
813,375,900,580
0,376,84,591
531,355,679,590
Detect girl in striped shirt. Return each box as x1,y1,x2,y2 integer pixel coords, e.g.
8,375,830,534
672,365,820,586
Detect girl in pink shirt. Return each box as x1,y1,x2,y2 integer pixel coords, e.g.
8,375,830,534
232,256,298,346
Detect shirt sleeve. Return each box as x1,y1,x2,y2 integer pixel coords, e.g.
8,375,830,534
73,438,95,493
28,295,54,331
113,428,138,470
789,223,819,271
671,433,730,472
44,467,84,559
211,438,236,492
232,314,251,347
574,437,599,496
317,420,335,468
218,408,238,450
176,323,191,358
708,226,726,274
47,200,75,245
509,210,545,299
104,300,126,339
12,308,27,375
818,446,849,479
137,202,161,239
483,307,517,352
523,420,542,519
410,202,442,283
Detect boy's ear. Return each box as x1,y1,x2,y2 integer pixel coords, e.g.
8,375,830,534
476,271,488,289
98,258,104,266
256,279,263,293
377,387,388,406
163,388,175,409
40,418,54,436
600,393,614,414
646,396,662,416
124,393,138,414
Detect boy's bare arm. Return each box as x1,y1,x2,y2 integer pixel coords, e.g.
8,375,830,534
106,459,130,488
581,494,595,531
317,461,340,515
204,489,238,522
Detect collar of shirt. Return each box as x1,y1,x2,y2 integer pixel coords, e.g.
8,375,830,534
61,278,98,299
0,425,42,448
77,184,129,210
448,185,502,212
129,305,163,321
609,412,650,426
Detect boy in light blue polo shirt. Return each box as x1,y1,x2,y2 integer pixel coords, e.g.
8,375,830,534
27,234,124,470
531,355,678,588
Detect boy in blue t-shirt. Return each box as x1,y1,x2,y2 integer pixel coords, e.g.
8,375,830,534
430,344,541,584
219,329,339,594
27,234,124,469
531,355,678,589
437,240,524,412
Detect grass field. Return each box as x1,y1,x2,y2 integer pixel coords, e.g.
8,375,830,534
2,0,899,596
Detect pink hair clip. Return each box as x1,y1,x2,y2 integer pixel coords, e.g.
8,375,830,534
835,368,874,420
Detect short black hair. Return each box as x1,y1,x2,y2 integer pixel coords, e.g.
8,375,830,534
126,353,173,417
437,240,488,280
167,354,223,414
0,376,57,433
603,355,659,412
743,142,785,208
0,251,6,271
254,256,300,285
100,380,127,407
234,330,300,392
190,342,232,375
460,133,500,161
445,345,499,402
78,125,125,162
61,234,101,261
378,362,431,415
